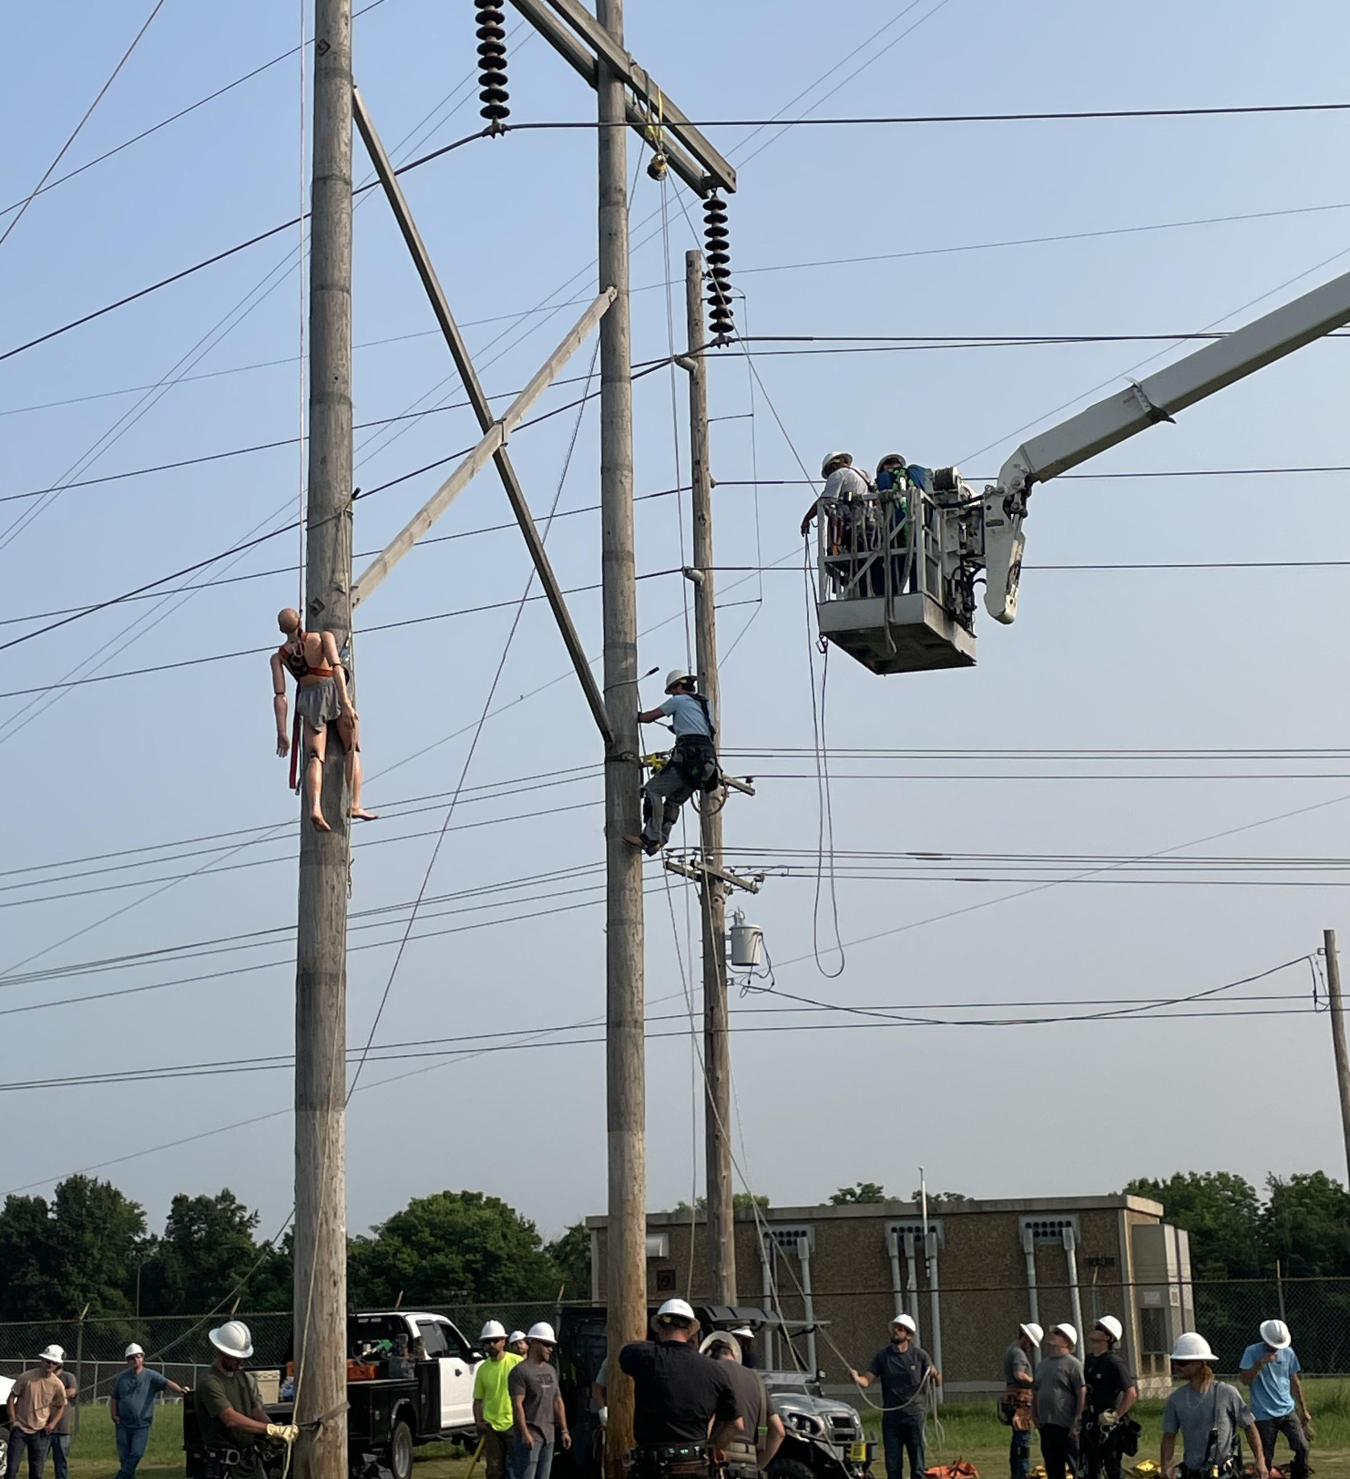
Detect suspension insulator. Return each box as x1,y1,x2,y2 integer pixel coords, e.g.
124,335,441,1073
703,194,734,343
475,2,509,130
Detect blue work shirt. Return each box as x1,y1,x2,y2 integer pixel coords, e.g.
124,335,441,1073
112,1367,169,1428
1241,1344,1300,1420
660,693,713,739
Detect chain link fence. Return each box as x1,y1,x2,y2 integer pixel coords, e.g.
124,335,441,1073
3,1283,1349,1405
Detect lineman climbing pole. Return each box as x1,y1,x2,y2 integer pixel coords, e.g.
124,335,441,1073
294,1,351,1477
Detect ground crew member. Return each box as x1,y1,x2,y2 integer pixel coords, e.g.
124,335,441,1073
509,1331,529,1358
47,1355,76,1479
850,1314,939,1479
1240,1320,1311,1479
271,607,377,832
1082,1318,1137,1479
729,1326,760,1371
1162,1332,1266,1479
5,1345,67,1479
634,670,719,856
702,1333,785,1474
473,1321,521,1479
1001,1322,1041,1479
112,1344,188,1479
508,1322,570,1479
1032,1324,1084,1479
194,1321,298,1479
617,1297,742,1478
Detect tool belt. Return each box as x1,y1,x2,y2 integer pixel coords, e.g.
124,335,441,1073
627,1442,714,1478
999,1388,1032,1431
723,1439,760,1479
670,736,719,792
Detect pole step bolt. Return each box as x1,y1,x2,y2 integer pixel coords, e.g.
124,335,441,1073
703,195,734,343
475,2,509,128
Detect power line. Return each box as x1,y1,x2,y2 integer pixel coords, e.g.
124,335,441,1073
0,0,169,250
0,0,394,222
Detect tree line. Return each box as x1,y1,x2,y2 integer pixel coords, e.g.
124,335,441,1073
0,1178,590,1322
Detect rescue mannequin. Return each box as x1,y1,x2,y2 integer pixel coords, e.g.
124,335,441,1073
270,608,377,831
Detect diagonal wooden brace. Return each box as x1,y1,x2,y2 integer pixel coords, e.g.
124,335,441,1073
351,288,614,608
352,83,613,747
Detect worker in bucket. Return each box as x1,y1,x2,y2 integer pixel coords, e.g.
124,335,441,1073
800,451,871,537
618,1298,741,1479
850,1314,939,1479
1082,1317,1138,1479
1239,1320,1311,1479
632,669,719,856
1001,1322,1041,1479
271,609,378,832
1162,1332,1266,1479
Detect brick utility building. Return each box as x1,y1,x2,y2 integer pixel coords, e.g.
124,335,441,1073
587,1195,1195,1399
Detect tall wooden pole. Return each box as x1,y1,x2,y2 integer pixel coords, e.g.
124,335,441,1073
294,3,352,1478
598,1,645,1473
1325,929,1350,1187
686,249,735,1306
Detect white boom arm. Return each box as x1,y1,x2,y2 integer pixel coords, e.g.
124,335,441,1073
983,267,1350,623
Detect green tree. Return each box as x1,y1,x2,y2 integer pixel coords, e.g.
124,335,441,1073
348,1190,558,1306
910,1190,970,1206
0,1194,66,1319
545,1223,592,1300
829,1182,887,1204
1122,1171,1263,1278
671,1194,770,1214
1261,1172,1350,1276
140,1189,279,1315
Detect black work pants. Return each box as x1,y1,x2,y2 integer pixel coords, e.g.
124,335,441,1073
1256,1415,1309,1479
1039,1425,1078,1479
1081,1426,1121,1479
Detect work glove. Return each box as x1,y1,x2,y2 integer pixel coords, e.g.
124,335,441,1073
267,1424,300,1444
1098,1411,1118,1430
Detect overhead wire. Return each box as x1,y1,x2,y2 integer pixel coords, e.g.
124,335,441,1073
0,0,169,251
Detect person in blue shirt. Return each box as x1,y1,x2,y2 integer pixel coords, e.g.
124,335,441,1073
633,668,718,855
110,1345,188,1479
1239,1320,1311,1479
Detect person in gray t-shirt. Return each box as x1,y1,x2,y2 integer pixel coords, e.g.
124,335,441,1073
1002,1324,1040,1479
1031,1325,1085,1479
1161,1333,1265,1479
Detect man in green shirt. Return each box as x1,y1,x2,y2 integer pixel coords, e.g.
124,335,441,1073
472,1321,521,1479
194,1322,297,1479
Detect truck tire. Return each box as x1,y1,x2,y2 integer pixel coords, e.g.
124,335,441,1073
384,1420,414,1479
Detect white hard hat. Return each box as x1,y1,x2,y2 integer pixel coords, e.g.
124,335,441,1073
209,1320,254,1359
698,1332,741,1361
1171,1331,1218,1364
124,1343,145,1358
891,1313,917,1333
664,668,694,693
656,1297,696,1324
729,1326,754,1339
821,451,852,477
1053,1323,1078,1348
1095,1316,1123,1343
508,1331,527,1345
1019,1323,1043,1346
1260,1319,1291,1349
38,1345,64,1365
526,1322,557,1344
480,1321,507,1341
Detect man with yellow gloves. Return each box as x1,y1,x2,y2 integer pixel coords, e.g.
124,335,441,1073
194,1322,298,1478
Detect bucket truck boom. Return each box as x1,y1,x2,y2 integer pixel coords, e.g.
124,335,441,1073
814,267,1350,675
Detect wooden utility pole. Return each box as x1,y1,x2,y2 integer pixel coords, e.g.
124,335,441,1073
685,249,735,1306
1325,929,1350,1186
293,3,352,1478
597,1,645,1472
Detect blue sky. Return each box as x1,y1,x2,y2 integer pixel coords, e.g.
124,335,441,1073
2,0,1349,1247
